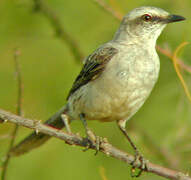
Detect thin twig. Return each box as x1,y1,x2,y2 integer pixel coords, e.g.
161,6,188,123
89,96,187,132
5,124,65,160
99,166,109,180
33,0,84,62
109,0,124,17
1,49,23,180
172,42,191,102
0,109,189,180
93,0,123,20
156,46,191,74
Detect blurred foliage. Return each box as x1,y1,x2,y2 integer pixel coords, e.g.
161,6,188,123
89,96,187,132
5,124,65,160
0,0,191,180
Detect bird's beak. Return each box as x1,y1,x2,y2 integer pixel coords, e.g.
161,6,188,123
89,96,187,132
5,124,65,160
166,14,186,23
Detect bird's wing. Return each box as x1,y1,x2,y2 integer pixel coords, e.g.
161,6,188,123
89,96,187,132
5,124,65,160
67,46,118,100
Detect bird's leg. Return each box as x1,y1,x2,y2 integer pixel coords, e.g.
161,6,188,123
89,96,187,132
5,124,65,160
61,114,71,133
117,120,148,177
79,113,101,155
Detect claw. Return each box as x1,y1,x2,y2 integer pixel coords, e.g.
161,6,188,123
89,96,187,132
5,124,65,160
130,151,148,177
82,137,93,152
93,136,104,155
82,131,102,155
79,113,101,155
117,120,148,177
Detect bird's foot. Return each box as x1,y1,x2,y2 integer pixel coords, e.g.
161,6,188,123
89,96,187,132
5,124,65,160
82,128,102,155
130,151,148,177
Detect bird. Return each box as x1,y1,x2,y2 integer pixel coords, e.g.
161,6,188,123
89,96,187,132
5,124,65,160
11,6,185,172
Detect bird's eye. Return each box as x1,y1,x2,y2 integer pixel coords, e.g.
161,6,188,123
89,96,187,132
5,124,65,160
142,14,152,22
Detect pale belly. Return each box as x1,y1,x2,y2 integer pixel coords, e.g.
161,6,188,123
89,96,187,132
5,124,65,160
67,56,160,122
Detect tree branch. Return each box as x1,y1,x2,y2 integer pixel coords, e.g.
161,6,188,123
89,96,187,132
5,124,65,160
0,108,190,180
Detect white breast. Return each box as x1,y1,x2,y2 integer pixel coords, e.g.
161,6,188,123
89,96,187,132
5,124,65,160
67,44,160,122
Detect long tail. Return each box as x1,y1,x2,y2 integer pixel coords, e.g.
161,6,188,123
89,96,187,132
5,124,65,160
10,106,67,156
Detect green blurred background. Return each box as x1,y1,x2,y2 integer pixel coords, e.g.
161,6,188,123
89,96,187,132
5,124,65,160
0,0,191,179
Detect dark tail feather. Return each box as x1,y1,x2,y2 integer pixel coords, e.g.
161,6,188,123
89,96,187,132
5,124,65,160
10,106,67,156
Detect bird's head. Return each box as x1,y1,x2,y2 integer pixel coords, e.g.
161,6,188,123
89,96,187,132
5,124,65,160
114,6,185,45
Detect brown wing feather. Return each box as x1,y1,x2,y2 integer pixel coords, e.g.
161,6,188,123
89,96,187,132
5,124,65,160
67,46,118,100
